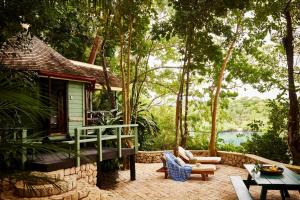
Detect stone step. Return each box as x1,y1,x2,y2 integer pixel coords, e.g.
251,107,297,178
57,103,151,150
14,175,77,198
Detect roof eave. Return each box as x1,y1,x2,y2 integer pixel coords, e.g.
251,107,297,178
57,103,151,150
38,70,96,84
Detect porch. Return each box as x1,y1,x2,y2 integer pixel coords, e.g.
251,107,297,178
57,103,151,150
14,124,138,180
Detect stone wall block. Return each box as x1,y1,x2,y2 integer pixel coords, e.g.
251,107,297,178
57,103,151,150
70,167,75,175
63,195,71,200
71,192,78,200
75,167,80,173
81,171,87,178
64,168,71,176
90,164,97,171
80,165,86,171
77,171,82,179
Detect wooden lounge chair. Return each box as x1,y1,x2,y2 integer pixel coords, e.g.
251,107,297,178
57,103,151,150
158,154,216,181
178,146,222,164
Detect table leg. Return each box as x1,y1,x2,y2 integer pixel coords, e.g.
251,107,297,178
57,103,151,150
280,189,286,200
246,174,252,189
260,187,268,200
284,189,290,198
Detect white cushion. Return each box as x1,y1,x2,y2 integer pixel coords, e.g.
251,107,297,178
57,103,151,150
175,157,186,166
185,150,194,159
194,157,221,164
192,164,216,172
178,146,189,161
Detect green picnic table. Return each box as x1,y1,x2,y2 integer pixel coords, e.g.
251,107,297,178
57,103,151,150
244,164,300,200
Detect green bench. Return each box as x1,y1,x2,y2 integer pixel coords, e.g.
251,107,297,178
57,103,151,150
230,176,253,200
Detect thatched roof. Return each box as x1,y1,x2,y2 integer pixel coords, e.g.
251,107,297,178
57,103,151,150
0,34,121,88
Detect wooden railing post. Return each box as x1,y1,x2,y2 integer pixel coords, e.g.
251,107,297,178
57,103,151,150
97,128,102,162
75,128,80,167
21,129,27,170
134,126,138,153
118,127,122,158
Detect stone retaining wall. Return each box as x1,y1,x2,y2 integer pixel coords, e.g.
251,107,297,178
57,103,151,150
136,150,300,174
0,163,108,200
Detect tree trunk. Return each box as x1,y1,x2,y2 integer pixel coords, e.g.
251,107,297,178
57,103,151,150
126,14,133,129
131,55,141,123
175,67,185,154
209,23,240,156
119,23,127,126
181,57,190,148
283,5,300,164
100,10,116,110
88,35,102,64
175,29,192,152
100,45,116,110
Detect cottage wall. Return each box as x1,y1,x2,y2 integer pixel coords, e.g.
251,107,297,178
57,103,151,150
68,82,85,136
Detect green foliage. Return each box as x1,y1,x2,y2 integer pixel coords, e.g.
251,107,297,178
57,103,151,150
104,103,159,151
0,68,49,128
186,132,210,150
242,99,290,163
222,97,269,131
146,106,176,150
1,1,99,61
217,140,244,152
242,131,290,163
131,104,160,150
92,91,113,111
0,70,70,177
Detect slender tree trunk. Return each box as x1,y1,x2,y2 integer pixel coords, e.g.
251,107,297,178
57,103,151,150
175,68,185,154
131,55,141,123
210,84,215,115
181,57,191,148
100,47,116,110
283,4,300,164
100,10,115,110
179,24,194,148
88,35,102,64
126,14,133,128
175,30,191,153
132,44,153,124
209,23,240,156
119,22,127,126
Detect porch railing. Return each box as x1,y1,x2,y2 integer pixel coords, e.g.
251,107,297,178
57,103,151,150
2,124,138,168
71,124,138,166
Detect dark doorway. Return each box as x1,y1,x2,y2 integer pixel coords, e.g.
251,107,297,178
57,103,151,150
40,78,67,134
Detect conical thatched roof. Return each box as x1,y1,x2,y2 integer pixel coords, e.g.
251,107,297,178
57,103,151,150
0,34,121,88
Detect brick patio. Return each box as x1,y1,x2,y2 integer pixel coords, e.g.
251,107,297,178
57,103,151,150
99,163,300,200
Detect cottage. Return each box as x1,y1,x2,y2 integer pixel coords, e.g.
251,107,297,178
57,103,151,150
0,34,137,182
0,34,121,138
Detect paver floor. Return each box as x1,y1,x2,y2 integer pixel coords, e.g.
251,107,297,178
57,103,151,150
99,163,300,200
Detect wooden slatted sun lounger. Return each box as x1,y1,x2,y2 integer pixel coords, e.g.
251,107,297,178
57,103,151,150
158,155,216,181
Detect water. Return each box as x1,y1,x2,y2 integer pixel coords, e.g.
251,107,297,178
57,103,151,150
218,131,255,146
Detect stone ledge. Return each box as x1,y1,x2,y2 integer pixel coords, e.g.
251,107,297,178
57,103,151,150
136,150,300,174
0,180,107,200
0,162,100,199
14,175,76,198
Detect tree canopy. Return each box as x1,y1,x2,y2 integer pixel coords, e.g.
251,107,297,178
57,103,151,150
1,0,300,164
